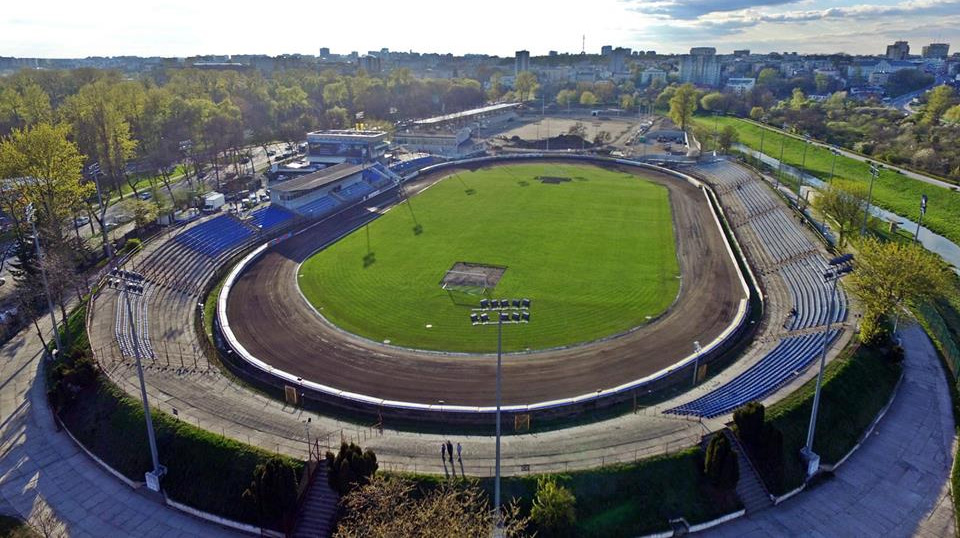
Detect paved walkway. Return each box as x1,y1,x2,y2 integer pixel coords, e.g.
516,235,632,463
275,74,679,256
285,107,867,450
0,322,239,537
709,323,956,537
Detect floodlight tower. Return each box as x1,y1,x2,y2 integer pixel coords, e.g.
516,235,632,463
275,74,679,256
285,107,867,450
800,254,853,478
470,298,531,532
24,203,62,356
113,268,166,490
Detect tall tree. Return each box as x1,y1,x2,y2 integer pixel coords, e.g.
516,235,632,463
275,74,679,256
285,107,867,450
923,85,957,125
813,180,866,248
514,71,538,102
668,83,698,131
848,237,951,343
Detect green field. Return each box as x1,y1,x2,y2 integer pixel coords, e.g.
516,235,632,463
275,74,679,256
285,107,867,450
694,116,960,246
298,163,680,352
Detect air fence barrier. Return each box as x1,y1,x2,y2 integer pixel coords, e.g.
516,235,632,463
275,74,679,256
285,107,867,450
212,154,761,426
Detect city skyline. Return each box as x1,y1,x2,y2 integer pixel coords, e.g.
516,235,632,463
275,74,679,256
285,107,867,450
3,0,959,59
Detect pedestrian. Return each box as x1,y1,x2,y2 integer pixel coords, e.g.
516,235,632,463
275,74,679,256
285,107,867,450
446,440,454,463
441,442,446,461
456,442,462,462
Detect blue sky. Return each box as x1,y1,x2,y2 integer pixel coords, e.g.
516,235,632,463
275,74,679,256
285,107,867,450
3,0,958,58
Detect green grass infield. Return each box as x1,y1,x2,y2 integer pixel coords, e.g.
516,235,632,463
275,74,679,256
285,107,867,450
298,163,680,353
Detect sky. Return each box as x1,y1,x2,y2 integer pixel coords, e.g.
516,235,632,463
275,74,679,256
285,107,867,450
3,0,959,58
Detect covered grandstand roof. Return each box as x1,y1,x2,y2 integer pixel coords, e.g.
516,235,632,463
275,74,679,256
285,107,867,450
271,163,368,194
413,103,520,126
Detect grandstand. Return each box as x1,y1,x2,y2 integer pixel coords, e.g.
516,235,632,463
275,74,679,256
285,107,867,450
666,330,840,418
670,160,850,418
270,162,375,215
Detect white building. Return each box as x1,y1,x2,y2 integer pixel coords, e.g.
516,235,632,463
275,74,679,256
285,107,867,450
725,77,756,94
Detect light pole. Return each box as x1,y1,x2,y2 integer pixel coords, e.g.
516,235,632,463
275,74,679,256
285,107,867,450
470,298,531,531
860,163,881,236
87,162,112,260
757,117,768,169
798,134,810,201
828,148,839,184
24,203,62,356
114,268,166,491
775,135,786,191
691,340,702,387
801,254,853,478
915,194,928,242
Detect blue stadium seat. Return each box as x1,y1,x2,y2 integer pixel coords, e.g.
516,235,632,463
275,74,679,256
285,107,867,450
248,205,294,232
664,330,839,419
174,215,254,258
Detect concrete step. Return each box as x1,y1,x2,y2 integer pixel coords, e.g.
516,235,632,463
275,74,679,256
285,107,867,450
724,430,774,514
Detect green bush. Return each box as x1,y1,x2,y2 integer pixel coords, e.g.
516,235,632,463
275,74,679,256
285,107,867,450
241,457,299,530
704,435,739,490
733,402,765,448
326,442,378,496
531,476,577,537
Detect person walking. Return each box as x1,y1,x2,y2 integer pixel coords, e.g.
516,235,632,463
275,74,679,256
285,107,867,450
446,440,454,464
456,442,462,462
441,442,446,461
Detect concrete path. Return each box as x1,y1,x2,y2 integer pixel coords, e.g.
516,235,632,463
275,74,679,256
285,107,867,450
0,322,240,537
708,323,956,537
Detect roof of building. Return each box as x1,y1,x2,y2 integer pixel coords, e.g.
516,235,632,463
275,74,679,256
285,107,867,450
306,129,387,140
413,103,520,126
272,162,368,193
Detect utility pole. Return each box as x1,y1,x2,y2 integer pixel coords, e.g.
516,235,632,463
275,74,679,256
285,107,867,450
691,341,702,387
88,162,113,260
25,203,62,356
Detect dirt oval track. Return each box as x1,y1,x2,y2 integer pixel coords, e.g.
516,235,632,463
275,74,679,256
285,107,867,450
224,161,745,407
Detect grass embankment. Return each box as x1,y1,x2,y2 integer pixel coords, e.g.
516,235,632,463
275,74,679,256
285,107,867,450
756,343,902,494
693,116,960,246
402,448,741,537
50,302,303,528
299,163,680,352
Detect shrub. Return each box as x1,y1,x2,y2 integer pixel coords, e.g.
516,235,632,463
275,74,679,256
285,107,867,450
733,402,765,449
531,476,577,537
241,456,299,530
704,435,739,490
326,442,378,496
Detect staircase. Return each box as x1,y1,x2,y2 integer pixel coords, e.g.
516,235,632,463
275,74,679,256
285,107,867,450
723,430,774,514
292,464,339,538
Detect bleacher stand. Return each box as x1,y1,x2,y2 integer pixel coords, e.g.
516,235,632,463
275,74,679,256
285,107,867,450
665,330,839,418
174,214,254,258
672,160,850,419
248,205,295,233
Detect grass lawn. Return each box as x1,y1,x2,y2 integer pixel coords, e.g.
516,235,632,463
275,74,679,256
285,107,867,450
299,163,680,352
694,116,960,247
758,343,902,494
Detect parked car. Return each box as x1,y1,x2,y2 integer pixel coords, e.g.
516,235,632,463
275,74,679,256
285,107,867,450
74,215,91,227
137,192,152,201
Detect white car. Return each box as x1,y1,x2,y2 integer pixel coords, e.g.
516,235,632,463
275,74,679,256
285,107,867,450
74,215,91,227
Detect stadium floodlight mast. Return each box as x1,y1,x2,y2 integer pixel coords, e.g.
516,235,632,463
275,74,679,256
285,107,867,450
828,147,841,184
24,203,62,356
114,268,166,491
860,163,882,236
801,253,854,479
469,298,531,533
